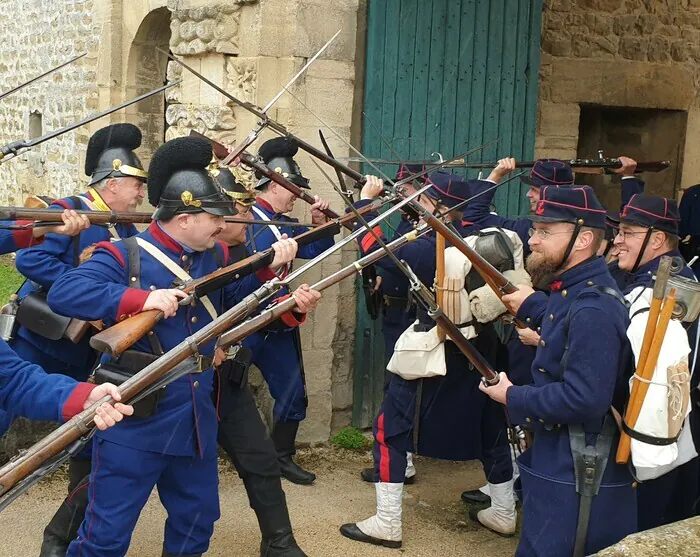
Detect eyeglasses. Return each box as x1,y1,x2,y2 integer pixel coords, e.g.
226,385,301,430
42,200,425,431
615,229,648,240
528,228,573,239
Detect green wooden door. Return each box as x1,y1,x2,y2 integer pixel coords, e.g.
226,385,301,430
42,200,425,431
353,0,544,427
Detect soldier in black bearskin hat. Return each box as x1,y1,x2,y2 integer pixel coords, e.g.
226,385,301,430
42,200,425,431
46,136,321,557
2,122,146,556
243,137,335,485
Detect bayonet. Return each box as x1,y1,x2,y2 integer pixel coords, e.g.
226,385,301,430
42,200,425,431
0,81,180,163
0,53,86,102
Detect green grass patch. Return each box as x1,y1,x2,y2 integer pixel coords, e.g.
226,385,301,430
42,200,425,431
0,256,24,303
331,427,372,451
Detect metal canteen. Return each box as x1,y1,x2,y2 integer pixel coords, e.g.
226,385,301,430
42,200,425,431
664,274,700,322
0,314,16,341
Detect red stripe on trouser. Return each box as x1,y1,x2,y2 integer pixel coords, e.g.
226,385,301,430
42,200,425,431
360,226,383,253
377,413,390,482
78,442,100,556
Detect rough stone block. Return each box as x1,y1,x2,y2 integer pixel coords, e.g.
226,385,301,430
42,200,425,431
670,40,688,62
619,37,649,61
596,517,700,556
613,14,640,36
579,0,624,12
537,102,581,138
647,36,671,62
330,409,352,434
331,377,353,411
303,348,334,395
548,58,694,110
543,37,572,57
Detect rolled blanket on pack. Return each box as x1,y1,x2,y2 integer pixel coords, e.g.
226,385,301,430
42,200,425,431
470,267,532,324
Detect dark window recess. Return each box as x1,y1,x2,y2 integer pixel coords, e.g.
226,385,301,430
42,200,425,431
576,105,687,211
29,111,42,140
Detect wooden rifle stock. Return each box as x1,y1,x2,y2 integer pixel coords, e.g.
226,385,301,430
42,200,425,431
90,218,344,357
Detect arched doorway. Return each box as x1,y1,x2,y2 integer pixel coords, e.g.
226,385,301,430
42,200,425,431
124,6,172,166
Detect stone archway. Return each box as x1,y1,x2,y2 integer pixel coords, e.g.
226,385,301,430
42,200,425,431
124,6,172,165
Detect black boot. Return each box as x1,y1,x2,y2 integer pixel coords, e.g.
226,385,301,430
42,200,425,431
360,467,416,485
272,421,315,486
161,550,202,557
67,458,92,493
258,497,308,557
39,475,90,557
461,489,491,506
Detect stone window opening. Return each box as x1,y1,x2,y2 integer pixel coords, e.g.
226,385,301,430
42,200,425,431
575,104,687,209
28,111,42,140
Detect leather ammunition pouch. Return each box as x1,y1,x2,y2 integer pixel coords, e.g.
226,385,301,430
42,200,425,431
218,346,253,389
16,290,72,341
465,229,515,292
93,350,163,418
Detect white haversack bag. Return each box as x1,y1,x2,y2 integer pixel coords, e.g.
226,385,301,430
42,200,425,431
387,322,446,380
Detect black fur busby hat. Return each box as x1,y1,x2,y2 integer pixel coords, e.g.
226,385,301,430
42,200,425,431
211,165,256,206
255,137,310,190
149,136,237,221
85,123,147,186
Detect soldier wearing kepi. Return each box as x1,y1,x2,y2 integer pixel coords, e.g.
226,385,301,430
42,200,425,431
482,186,637,556
613,193,699,531
212,165,308,556
244,137,335,485
46,136,320,557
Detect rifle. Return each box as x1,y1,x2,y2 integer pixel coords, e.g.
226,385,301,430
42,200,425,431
90,182,435,358
0,82,179,162
89,215,347,357
0,53,86,102
341,156,670,175
0,223,427,510
0,206,318,229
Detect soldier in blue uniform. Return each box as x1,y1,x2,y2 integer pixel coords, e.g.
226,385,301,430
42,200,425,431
1,124,147,532
243,137,335,485
353,169,466,486
482,185,637,556
46,136,320,557
679,183,700,276
613,193,700,530
341,172,519,548
0,229,130,433
212,166,309,556
8,123,146,384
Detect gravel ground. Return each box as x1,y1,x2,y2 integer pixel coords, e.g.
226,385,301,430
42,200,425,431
0,446,519,556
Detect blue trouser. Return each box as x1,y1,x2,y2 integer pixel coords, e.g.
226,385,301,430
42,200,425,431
67,439,220,557
244,329,306,423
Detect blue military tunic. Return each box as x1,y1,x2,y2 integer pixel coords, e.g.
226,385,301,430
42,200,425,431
47,222,274,557
12,193,137,379
244,198,335,423
351,199,434,363
509,256,636,556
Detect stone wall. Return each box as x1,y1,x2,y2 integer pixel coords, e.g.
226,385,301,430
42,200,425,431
0,0,101,204
537,0,700,195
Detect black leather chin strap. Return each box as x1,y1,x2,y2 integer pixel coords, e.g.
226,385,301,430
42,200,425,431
555,221,582,272
631,227,654,274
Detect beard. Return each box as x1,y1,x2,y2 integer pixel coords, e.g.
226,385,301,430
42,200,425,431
526,250,561,289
